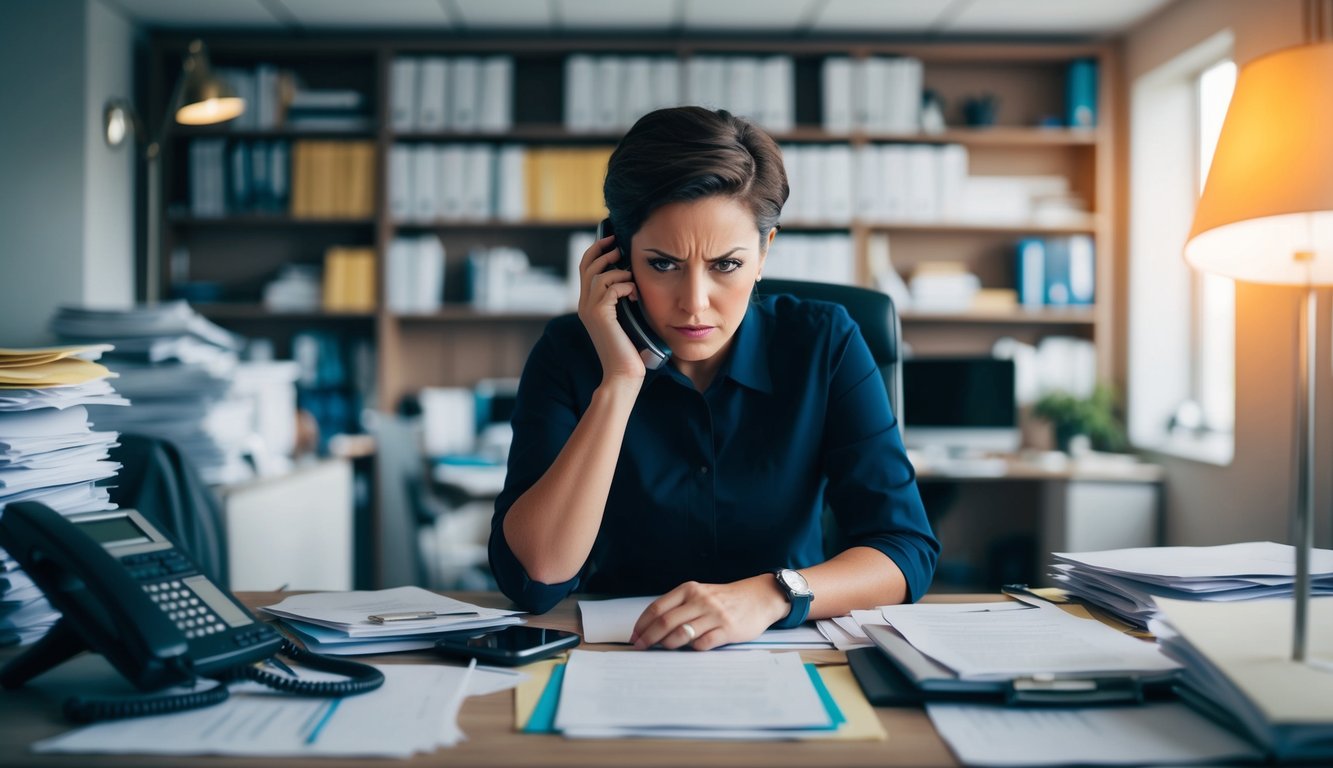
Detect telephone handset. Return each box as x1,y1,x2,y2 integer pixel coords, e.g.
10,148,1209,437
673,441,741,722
597,217,671,370
0,501,383,722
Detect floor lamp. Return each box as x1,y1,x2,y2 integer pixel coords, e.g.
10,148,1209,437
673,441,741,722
1183,39,1333,663
104,39,245,303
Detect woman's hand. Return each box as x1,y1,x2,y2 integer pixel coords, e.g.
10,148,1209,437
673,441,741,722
578,234,646,385
630,576,790,651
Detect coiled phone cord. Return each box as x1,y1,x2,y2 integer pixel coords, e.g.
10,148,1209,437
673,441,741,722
63,640,384,723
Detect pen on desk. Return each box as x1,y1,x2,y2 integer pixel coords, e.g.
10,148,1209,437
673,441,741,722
366,610,480,623
304,699,341,745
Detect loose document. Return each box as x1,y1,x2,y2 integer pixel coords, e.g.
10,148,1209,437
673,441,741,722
35,663,525,758
927,702,1262,767
578,595,830,648
878,601,1178,680
553,650,833,738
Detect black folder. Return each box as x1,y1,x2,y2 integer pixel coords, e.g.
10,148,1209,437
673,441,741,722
849,623,1178,708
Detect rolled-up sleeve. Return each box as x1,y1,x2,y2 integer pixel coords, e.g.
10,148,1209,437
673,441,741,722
489,321,586,613
820,316,940,602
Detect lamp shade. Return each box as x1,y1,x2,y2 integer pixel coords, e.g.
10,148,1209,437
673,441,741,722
1184,41,1333,285
173,40,244,126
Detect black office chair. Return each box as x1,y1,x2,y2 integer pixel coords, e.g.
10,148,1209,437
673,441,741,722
106,434,230,588
754,279,906,557
755,279,903,419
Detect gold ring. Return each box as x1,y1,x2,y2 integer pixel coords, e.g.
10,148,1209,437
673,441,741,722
681,623,697,642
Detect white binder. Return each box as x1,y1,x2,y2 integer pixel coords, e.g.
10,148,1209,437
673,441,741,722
390,58,419,132
417,57,449,132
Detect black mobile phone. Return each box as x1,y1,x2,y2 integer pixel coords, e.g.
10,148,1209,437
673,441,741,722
597,218,671,370
433,626,580,666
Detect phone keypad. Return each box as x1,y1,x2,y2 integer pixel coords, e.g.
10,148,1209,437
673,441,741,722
143,579,228,640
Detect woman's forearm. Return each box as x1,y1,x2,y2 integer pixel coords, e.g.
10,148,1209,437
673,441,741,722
502,379,640,583
800,546,909,619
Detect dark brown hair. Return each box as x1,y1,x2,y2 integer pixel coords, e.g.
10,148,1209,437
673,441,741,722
603,107,789,252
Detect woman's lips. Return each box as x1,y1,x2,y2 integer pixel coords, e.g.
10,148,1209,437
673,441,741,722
671,325,715,339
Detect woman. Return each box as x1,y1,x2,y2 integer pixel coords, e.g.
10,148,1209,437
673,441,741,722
490,106,938,650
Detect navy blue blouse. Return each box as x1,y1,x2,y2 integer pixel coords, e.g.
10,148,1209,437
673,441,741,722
490,295,939,614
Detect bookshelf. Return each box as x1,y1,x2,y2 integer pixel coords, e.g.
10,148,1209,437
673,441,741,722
149,35,1116,415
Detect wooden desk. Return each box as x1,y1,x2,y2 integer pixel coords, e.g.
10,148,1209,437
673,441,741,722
0,591,995,767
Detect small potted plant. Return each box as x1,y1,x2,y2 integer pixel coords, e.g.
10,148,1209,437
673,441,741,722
1033,384,1127,453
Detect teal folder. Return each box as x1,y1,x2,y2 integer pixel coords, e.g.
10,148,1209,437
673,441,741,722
523,662,845,734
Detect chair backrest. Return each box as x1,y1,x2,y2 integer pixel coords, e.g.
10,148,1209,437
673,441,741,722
107,434,230,588
756,279,903,419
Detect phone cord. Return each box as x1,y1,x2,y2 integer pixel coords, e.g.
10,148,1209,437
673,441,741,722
231,639,385,696
62,657,228,723
62,641,384,723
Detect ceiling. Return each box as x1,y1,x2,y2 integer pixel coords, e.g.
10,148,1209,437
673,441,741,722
101,0,1175,38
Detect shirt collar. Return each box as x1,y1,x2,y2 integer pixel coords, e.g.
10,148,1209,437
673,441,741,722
718,300,774,394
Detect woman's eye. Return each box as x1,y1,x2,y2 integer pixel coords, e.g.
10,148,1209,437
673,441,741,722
647,258,676,272
714,259,743,273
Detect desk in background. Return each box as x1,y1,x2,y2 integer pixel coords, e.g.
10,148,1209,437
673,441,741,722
0,591,1002,767
917,456,1164,589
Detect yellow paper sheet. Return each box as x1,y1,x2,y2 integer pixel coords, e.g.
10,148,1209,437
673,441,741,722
0,358,111,387
512,660,886,741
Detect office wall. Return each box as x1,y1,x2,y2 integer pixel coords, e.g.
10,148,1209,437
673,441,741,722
0,0,135,346
1118,0,1331,546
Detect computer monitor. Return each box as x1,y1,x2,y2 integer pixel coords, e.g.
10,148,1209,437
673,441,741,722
902,357,1019,453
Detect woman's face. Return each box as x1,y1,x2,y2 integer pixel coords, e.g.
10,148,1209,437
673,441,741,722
629,196,773,377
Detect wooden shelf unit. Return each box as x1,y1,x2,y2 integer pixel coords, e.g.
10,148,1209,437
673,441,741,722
150,34,1115,412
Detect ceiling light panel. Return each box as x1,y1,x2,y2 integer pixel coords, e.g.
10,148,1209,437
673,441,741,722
810,0,955,34
681,0,815,31
277,0,453,28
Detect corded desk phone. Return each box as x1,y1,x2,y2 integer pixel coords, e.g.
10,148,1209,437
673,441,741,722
0,501,382,722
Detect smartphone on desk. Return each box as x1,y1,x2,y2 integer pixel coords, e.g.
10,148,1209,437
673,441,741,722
434,626,580,666
597,217,671,370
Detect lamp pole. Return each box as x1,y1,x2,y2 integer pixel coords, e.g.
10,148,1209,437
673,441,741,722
1294,255,1316,662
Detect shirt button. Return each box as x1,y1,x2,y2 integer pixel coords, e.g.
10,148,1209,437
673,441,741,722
698,465,710,476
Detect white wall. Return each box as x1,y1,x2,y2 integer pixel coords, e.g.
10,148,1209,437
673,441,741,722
0,0,135,346
1119,0,1332,547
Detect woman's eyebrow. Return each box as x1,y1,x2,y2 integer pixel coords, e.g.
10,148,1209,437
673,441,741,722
644,247,748,262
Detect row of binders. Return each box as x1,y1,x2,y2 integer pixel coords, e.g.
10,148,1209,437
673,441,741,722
822,56,924,134
565,55,795,133
189,140,289,218
763,234,857,286
784,143,967,224
388,144,610,224
188,139,375,219
1016,235,1096,307
389,56,514,134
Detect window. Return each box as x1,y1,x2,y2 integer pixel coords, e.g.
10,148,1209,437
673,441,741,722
1128,33,1235,464
1193,60,1236,437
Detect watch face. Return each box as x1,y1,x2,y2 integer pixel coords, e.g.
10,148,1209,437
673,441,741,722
780,569,811,596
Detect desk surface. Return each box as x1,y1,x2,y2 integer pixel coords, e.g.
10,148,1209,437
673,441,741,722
0,591,996,768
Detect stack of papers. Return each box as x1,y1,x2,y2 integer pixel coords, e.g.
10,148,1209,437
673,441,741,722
34,661,526,758
262,586,524,655
874,601,1178,681
1153,597,1333,762
52,303,255,485
0,345,129,646
1052,541,1333,628
553,650,840,740
578,596,831,649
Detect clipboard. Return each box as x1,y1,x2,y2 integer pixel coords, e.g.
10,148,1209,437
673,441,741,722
849,623,1178,708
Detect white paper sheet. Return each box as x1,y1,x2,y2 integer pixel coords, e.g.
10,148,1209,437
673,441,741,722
927,702,1262,766
554,650,830,732
34,663,484,758
881,602,1178,680
578,595,830,647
